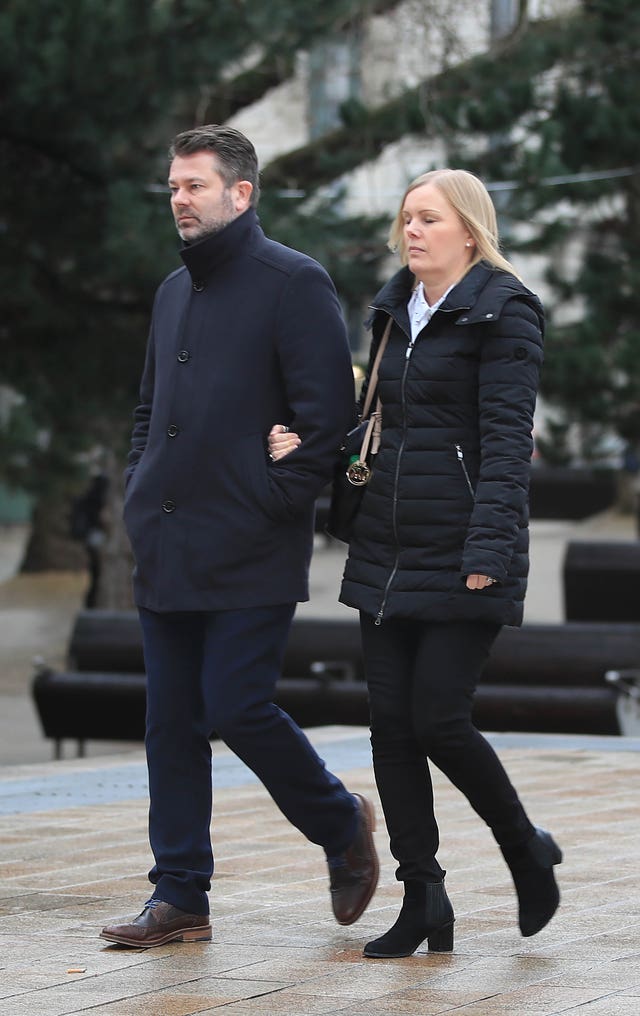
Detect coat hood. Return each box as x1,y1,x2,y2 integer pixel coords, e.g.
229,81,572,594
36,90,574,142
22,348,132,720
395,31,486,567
369,262,544,335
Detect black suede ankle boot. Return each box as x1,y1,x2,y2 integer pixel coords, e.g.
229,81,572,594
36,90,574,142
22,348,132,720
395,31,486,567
500,827,562,937
363,879,454,958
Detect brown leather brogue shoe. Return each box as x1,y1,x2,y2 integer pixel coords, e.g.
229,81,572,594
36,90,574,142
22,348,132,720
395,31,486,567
329,793,379,926
100,899,211,948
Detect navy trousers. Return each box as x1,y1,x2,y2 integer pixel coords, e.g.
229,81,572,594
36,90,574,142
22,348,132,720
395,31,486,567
360,615,535,884
139,604,358,915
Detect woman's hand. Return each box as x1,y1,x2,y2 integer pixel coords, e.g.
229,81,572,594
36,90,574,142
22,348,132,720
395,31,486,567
466,574,496,590
268,424,301,462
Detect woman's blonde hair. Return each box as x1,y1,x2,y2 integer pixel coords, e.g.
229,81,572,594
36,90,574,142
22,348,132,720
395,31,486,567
388,168,520,279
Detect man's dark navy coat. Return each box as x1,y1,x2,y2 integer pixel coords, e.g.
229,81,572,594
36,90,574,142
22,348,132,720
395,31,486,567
124,209,354,612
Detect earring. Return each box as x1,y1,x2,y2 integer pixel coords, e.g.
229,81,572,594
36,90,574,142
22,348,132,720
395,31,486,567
465,241,472,247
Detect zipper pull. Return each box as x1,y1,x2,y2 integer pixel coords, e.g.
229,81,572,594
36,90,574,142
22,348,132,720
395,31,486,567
374,610,384,626
455,443,475,499
405,338,416,360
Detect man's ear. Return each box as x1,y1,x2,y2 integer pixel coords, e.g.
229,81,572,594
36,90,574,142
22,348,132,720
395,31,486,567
233,180,253,212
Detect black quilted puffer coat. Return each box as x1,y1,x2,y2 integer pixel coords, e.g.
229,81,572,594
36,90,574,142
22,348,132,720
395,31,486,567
339,261,544,627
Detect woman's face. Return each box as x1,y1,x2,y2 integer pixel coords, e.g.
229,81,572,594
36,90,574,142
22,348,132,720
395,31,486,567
402,182,475,292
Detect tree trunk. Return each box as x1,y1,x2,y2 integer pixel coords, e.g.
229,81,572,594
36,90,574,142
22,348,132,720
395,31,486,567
20,487,85,573
91,448,135,610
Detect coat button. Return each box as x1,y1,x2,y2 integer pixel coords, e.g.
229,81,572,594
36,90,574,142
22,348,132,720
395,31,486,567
193,282,204,292
162,499,176,513
485,312,494,319
177,350,190,362
167,424,179,438
459,316,469,322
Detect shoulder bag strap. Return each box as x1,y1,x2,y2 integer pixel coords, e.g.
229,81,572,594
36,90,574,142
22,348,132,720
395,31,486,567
360,315,393,422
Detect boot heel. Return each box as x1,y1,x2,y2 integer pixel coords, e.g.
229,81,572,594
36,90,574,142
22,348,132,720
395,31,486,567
502,828,563,937
180,927,212,943
427,921,454,952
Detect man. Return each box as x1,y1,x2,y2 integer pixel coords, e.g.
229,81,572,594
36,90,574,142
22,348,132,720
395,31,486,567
100,126,378,948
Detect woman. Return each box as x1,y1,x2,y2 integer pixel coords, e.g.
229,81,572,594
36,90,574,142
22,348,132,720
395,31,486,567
269,169,561,958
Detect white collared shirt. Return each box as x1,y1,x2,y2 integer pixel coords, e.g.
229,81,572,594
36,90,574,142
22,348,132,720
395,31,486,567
407,281,455,341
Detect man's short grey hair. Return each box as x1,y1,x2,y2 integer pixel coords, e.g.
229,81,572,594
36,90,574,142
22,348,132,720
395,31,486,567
169,125,260,207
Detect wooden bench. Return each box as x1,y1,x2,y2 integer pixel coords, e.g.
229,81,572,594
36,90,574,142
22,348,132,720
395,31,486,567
32,612,634,757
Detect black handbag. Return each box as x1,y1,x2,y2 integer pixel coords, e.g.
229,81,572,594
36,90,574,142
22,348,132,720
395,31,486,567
326,317,392,543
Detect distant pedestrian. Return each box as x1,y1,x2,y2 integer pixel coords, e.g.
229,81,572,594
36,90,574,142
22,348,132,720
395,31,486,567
101,125,378,949
69,472,108,608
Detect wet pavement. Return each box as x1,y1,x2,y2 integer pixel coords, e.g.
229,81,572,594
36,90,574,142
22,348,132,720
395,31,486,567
0,727,638,1015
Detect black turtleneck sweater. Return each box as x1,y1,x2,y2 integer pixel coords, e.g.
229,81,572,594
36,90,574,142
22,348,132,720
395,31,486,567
123,208,354,612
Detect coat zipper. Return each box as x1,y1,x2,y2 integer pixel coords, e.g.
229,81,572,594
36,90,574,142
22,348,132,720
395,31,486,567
375,337,416,625
455,443,475,499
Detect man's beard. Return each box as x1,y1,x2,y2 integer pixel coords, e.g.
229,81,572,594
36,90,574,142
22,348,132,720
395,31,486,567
176,190,237,242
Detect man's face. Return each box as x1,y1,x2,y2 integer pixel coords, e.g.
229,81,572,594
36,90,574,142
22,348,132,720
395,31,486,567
168,151,248,242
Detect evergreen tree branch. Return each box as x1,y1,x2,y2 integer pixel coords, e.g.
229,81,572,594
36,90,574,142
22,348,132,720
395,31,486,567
261,13,577,193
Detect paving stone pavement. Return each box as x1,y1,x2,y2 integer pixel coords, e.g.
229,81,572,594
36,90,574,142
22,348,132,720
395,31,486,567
0,726,639,1015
